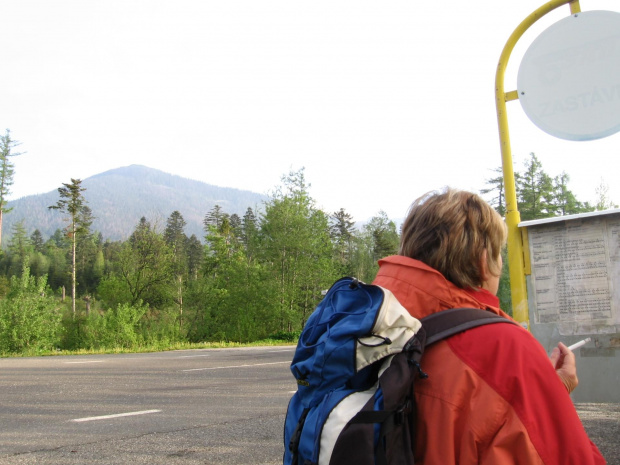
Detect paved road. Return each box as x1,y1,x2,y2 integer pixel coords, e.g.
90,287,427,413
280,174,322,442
1,348,617,465
0,347,297,465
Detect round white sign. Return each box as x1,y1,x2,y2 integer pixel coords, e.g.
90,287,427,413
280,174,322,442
517,10,620,141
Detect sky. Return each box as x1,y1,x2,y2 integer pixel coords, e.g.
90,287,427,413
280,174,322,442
1,0,619,224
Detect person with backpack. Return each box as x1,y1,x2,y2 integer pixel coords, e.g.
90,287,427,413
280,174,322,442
372,187,605,464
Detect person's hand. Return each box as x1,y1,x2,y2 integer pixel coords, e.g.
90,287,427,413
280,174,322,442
550,342,578,394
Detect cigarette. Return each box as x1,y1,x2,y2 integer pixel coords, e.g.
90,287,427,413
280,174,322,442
567,337,591,351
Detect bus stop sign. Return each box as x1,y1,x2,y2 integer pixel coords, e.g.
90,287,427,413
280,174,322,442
518,10,620,141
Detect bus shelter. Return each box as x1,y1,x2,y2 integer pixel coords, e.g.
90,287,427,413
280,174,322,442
520,209,620,402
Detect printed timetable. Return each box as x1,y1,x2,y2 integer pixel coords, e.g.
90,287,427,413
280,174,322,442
527,215,620,333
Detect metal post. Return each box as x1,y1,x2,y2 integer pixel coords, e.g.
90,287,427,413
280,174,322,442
495,0,579,328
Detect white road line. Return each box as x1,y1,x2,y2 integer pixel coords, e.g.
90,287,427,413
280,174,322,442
64,361,104,364
182,361,289,372
71,410,162,423
268,349,294,353
176,354,211,358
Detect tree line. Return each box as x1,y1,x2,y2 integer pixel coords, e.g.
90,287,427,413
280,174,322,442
0,166,401,354
0,131,614,355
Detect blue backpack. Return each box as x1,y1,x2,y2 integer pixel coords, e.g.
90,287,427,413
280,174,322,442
283,277,515,465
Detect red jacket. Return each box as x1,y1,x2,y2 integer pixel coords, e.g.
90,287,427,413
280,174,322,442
373,255,605,465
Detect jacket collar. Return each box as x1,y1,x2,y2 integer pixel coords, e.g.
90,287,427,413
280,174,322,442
373,255,511,320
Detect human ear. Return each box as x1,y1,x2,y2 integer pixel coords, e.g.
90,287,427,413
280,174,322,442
479,249,490,282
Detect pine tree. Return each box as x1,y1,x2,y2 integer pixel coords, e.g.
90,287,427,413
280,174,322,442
242,207,257,235
551,172,595,216
203,205,227,233
229,213,242,239
30,229,45,253
164,211,188,257
186,234,203,280
164,211,189,329
241,207,259,260
75,206,98,295
480,167,506,216
329,208,356,274
366,211,400,262
516,153,554,221
7,221,31,277
0,129,22,248
48,178,93,317
330,208,355,241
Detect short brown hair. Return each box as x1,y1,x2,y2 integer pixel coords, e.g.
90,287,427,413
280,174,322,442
399,188,506,289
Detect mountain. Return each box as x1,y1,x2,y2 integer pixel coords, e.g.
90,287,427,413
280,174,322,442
3,165,267,242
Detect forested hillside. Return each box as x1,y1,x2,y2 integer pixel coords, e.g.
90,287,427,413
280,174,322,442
0,156,614,356
4,165,267,241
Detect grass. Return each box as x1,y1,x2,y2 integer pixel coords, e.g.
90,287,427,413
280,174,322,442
0,338,296,358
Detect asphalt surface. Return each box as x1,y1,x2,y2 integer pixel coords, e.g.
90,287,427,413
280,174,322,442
0,347,296,465
0,348,617,465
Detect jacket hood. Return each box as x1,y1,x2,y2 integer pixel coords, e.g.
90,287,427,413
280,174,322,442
372,255,512,321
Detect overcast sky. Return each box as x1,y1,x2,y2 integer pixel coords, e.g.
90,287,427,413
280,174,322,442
1,0,618,223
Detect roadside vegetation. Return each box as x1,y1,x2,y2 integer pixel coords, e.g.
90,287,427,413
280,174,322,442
0,131,615,357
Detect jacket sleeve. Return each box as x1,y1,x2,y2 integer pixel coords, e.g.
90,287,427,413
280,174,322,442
450,324,606,465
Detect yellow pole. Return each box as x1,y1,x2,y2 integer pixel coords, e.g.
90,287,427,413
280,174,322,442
495,0,579,329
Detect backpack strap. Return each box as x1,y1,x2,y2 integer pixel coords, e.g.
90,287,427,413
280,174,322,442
421,308,519,346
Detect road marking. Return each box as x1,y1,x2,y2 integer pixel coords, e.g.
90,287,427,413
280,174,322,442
176,354,211,358
64,361,104,364
268,349,294,353
182,361,289,372
71,410,162,422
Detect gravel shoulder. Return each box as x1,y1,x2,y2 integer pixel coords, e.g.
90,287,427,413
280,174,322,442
576,403,620,464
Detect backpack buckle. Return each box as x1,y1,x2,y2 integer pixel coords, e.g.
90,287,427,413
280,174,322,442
394,399,412,425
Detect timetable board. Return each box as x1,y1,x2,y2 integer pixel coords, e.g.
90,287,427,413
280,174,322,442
526,212,620,335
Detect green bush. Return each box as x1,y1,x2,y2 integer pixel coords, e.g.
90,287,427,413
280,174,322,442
0,268,62,354
82,302,147,349
139,306,182,347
